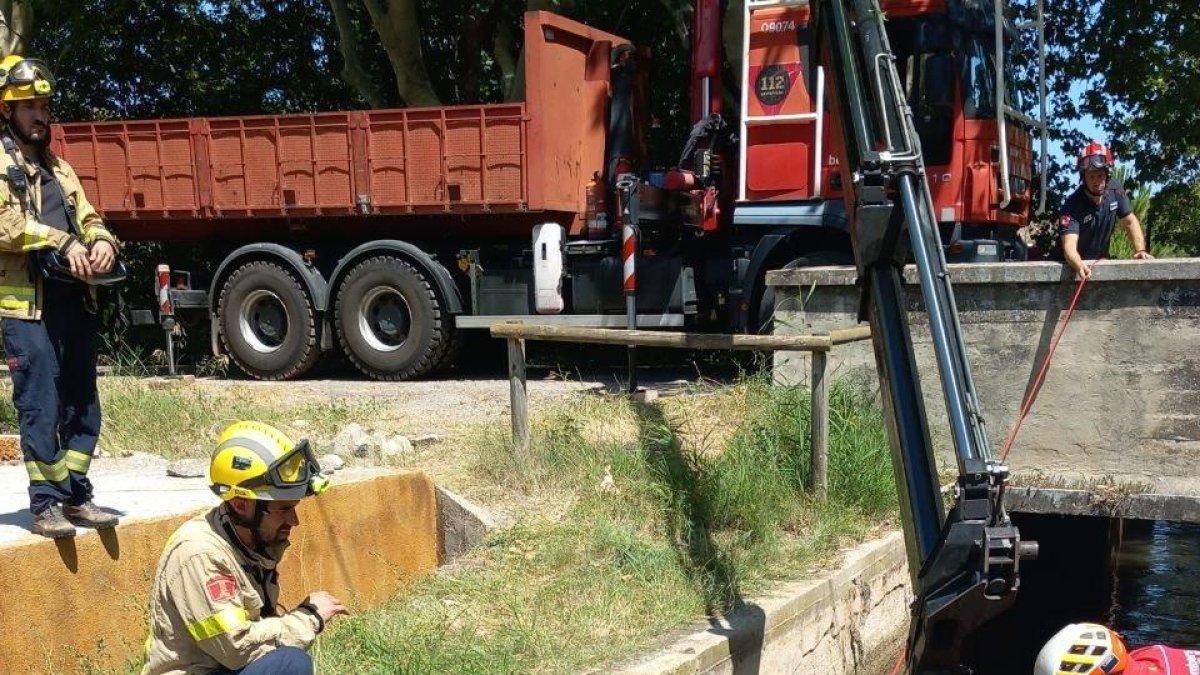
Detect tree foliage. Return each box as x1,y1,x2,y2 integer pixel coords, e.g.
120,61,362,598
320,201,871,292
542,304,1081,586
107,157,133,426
1007,0,1200,252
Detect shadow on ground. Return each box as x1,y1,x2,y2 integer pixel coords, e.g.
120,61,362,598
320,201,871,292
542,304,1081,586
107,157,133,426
633,400,766,675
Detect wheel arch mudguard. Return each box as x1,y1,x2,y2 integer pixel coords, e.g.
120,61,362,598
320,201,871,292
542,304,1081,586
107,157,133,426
209,243,330,314
328,240,464,315
731,223,853,332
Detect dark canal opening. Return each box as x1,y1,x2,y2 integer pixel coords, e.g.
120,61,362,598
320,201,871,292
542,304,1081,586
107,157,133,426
960,514,1200,673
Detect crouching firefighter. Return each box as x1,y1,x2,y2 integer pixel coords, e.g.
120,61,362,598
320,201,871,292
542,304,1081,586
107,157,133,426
142,421,345,675
0,55,123,538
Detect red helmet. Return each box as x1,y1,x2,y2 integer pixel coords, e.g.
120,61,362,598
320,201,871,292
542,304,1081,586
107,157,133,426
1079,141,1115,172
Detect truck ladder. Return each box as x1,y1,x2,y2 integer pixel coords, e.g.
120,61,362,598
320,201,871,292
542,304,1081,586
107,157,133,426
738,0,827,201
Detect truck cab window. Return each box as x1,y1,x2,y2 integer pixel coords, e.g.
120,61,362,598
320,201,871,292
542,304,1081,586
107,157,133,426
915,53,955,165
961,36,1020,119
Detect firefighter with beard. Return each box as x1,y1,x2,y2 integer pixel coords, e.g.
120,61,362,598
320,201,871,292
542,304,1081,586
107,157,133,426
142,421,346,675
0,55,121,538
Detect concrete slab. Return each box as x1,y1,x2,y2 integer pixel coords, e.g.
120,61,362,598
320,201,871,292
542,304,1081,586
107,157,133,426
1006,487,1200,523
0,454,397,547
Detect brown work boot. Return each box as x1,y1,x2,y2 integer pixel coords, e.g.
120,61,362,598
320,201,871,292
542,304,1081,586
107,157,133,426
32,504,77,539
64,501,119,529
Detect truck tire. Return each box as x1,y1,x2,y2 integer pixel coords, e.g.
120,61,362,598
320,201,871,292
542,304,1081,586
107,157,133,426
334,255,452,381
217,261,321,380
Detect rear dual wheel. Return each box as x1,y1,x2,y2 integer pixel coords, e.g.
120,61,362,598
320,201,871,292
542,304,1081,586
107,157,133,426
334,255,454,380
217,261,321,380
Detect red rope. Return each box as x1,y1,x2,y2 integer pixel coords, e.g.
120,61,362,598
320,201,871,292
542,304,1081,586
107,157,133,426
999,259,1101,463
887,649,907,675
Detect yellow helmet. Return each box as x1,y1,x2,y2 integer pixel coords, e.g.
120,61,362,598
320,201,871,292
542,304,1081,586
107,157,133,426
209,421,329,501
1034,623,1130,675
0,55,55,101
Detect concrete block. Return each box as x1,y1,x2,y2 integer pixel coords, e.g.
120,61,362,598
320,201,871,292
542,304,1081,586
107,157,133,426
436,486,512,564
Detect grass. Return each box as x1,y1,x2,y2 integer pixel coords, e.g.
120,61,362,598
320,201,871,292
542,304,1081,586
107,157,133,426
309,378,897,674
0,377,383,459
70,375,898,674
1010,470,1154,495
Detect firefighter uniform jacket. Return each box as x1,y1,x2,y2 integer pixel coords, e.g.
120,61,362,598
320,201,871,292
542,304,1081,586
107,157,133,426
141,507,321,675
0,142,118,320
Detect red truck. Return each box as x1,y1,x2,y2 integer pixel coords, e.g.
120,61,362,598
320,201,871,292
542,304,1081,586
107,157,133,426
51,2,1045,381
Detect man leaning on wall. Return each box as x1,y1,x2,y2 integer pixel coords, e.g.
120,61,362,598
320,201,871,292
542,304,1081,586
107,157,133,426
1058,141,1154,280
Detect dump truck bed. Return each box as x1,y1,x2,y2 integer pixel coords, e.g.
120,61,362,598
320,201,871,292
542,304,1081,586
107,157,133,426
51,11,627,242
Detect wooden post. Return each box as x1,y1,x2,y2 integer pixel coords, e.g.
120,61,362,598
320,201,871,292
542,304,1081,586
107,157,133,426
810,348,829,502
508,337,530,451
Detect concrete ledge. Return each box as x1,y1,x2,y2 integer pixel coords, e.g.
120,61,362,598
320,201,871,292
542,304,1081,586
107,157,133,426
768,259,1200,287
436,485,513,563
1,472,440,675
1006,487,1200,523
614,532,910,675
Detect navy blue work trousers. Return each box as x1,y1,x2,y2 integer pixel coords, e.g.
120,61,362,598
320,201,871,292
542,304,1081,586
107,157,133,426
2,282,101,514
213,647,314,675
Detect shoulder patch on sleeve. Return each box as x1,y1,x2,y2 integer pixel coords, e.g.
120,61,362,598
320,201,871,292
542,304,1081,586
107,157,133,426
205,574,239,603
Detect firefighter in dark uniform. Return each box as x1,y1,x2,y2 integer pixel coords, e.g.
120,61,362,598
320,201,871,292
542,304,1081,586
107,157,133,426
1059,141,1153,280
0,55,121,538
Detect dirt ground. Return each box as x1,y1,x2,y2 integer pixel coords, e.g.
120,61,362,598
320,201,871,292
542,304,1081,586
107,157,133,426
193,364,723,436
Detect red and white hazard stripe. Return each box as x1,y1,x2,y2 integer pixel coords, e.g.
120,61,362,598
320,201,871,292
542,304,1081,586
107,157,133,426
622,222,636,294
156,264,174,317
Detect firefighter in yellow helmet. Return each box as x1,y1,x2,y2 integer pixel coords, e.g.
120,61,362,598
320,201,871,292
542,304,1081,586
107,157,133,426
141,422,345,675
0,55,122,538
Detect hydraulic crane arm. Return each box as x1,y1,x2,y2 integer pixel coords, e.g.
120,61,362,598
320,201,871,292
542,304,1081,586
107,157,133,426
808,0,1038,671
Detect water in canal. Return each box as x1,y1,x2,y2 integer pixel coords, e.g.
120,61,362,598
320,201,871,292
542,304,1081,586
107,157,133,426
963,515,1200,673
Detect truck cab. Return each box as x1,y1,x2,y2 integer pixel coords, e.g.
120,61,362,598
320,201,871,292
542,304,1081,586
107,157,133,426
733,0,1044,265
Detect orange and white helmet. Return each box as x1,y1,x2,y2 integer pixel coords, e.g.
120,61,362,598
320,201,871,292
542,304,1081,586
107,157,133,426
1034,623,1130,675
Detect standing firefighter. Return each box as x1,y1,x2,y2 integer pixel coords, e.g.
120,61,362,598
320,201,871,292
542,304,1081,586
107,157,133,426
1059,141,1153,280
142,421,346,675
0,55,121,538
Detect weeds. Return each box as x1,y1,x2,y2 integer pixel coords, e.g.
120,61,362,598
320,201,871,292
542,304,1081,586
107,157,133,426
0,378,381,458
311,376,897,674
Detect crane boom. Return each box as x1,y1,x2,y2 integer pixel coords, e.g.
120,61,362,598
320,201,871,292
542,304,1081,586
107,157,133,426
809,0,1039,670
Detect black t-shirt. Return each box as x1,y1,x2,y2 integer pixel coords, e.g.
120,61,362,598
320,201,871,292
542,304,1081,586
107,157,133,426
1058,179,1133,259
37,160,72,234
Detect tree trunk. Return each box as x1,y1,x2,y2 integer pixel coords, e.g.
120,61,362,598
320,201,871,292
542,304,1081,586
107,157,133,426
327,0,385,108
723,0,743,99
0,0,34,57
361,0,441,107
493,20,522,102
460,10,482,103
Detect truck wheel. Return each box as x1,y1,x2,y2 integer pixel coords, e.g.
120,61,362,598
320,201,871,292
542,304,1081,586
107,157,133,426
217,261,321,380
334,255,452,381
